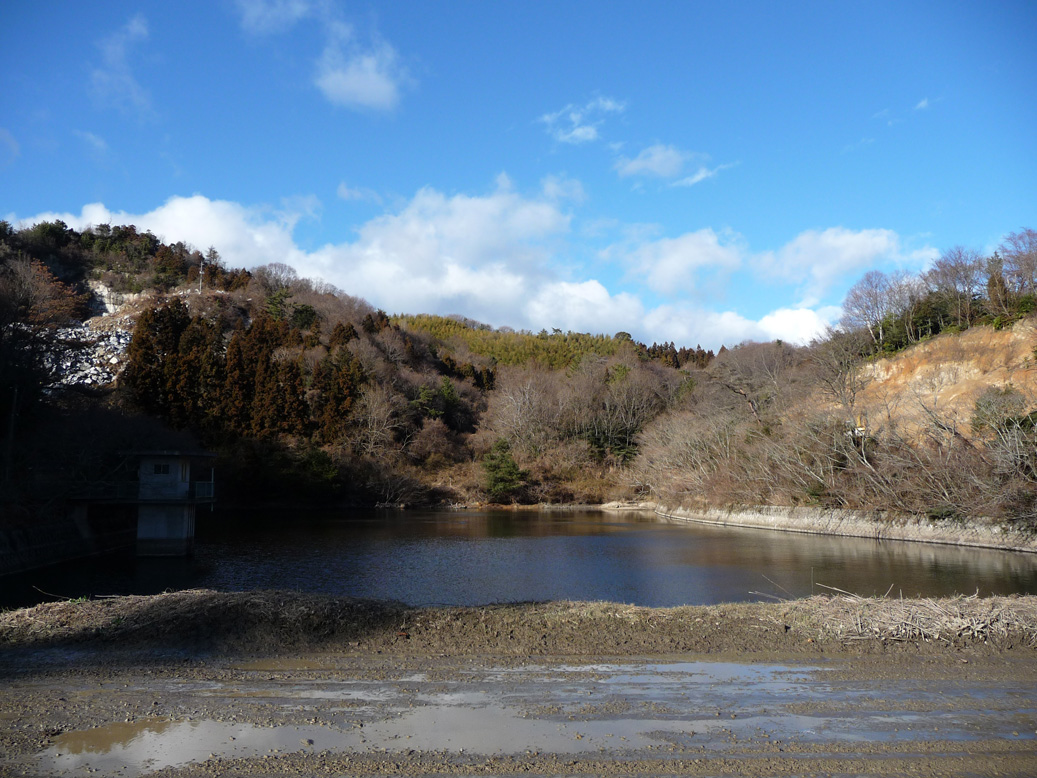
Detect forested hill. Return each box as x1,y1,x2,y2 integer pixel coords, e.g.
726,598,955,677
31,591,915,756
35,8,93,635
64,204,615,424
395,314,714,370
2,219,1036,531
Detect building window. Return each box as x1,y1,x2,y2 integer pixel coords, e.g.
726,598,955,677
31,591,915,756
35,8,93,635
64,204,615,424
154,463,170,475
181,462,189,482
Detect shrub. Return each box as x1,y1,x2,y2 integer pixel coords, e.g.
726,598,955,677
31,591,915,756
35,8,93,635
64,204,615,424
482,439,526,502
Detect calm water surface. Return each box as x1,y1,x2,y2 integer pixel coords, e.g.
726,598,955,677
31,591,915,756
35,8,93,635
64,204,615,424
6,509,1037,607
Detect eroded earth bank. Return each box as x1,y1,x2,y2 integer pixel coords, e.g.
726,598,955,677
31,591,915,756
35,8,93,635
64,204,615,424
2,590,1037,777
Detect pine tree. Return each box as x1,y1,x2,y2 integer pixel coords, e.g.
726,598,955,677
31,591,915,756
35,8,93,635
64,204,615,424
482,440,525,502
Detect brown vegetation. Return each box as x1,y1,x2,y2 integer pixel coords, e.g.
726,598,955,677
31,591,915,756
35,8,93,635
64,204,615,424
3,589,1035,656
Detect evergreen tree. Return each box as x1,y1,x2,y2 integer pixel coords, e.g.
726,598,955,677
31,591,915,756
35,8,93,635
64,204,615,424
220,328,253,434
482,439,525,502
123,301,190,414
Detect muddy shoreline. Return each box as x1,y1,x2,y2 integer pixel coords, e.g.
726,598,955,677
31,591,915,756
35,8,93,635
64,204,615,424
3,591,1037,776
4,589,1037,656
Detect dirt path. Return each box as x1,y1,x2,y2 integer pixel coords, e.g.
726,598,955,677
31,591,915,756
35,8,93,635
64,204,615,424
2,591,1037,776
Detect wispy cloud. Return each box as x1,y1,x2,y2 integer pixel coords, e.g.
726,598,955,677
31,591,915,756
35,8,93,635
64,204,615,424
337,181,383,204
234,0,313,35
233,2,410,111
540,174,586,204
753,227,910,307
90,15,152,118
841,137,875,154
74,130,109,155
672,161,738,187
0,128,19,167
614,143,689,178
869,96,940,135
540,97,626,144
611,228,745,295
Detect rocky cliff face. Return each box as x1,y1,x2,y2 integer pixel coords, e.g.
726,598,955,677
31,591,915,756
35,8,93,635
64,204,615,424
47,326,132,387
858,318,1037,437
49,287,182,388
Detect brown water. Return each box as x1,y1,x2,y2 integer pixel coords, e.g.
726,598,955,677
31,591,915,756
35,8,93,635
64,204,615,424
6,509,1037,607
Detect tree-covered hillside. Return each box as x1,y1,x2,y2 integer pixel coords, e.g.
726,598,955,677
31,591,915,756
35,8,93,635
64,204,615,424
2,220,1035,530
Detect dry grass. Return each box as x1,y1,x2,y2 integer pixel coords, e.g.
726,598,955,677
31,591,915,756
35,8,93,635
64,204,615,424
0,589,406,653
2,589,1037,656
791,588,1037,646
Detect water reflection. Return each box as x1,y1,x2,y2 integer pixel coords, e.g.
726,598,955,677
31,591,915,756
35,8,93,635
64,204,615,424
5,509,1037,608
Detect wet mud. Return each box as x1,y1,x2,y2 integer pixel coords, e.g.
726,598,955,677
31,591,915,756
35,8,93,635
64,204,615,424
2,592,1037,776
2,651,1036,775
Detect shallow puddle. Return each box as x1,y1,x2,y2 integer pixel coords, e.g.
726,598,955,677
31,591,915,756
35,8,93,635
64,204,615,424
36,659,1037,776
48,718,336,773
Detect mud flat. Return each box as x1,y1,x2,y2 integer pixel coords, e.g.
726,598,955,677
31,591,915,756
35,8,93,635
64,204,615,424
2,590,1037,776
648,503,1037,553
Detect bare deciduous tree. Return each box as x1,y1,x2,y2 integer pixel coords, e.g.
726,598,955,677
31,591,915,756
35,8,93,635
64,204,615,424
352,385,407,456
485,367,560,456
1000,228,1037,297
708,340,798,428
841,270,892,344
252,262,299,293
807,327,872,422
924,246,985,327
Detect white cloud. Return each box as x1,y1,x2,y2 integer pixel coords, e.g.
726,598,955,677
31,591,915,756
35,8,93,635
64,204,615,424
235,0,312,34
91,15,152,117
613,228,744,295
525,280,644,335
540,97,625,144
756,307,831,344
16,197,307,271
641,303,831,349
914,97,929,111
234,4,410,111
672,162,737,187
755,227,903,306
297,177,570,321
315,32,407,110
615,144,689,178
908,245,941,270
11,192,886,351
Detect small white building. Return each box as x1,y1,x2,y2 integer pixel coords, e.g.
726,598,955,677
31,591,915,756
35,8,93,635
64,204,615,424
135,451,215,556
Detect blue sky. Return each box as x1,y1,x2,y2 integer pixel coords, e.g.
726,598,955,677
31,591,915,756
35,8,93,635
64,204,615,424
3,1,1035,349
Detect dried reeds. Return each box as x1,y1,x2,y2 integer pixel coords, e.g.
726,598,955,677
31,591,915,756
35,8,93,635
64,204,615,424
799,586,1037,646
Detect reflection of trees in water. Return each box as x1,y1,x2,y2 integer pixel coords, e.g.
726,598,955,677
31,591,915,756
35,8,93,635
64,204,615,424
56,718,175,754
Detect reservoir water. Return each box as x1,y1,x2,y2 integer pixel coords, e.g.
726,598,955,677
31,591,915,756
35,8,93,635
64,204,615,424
5,509,1037,608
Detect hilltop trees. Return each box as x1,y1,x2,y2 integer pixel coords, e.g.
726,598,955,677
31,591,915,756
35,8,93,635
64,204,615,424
924,247,985,329
1001,228,1037,298
837,230,1037,357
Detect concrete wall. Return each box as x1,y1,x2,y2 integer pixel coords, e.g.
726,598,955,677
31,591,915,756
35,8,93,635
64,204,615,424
136,503,196,556
652,504,1037,553
0,504,136,576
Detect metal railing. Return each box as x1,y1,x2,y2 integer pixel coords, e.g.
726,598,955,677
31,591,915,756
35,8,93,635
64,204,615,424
192,481,215,500
69,480,216,502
